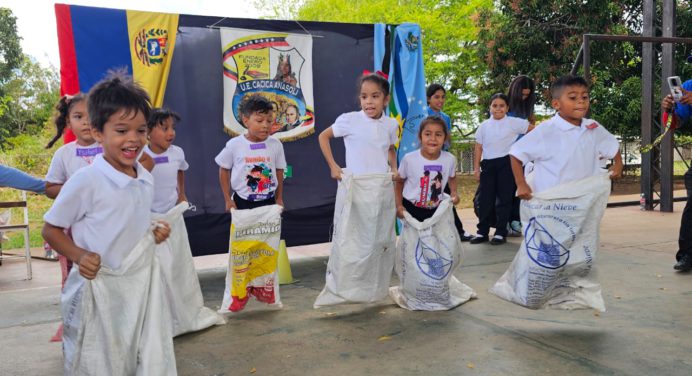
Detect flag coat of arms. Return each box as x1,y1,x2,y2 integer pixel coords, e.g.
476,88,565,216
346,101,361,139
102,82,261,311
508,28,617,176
221,29,315,142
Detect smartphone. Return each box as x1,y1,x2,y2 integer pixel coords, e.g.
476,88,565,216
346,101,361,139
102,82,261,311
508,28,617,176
668,76,683,102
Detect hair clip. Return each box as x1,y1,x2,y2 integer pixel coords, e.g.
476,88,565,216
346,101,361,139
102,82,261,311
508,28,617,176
362,69,389,80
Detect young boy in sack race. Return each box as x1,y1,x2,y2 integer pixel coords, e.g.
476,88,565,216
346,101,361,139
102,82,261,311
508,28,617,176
215,95,286,312
42,73,177,375
490,75,623,311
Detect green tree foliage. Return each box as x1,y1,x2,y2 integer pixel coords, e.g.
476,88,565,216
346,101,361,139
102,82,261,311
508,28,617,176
0,56,60,145
0,8,23,86
476,0,692,140
254,0,492,129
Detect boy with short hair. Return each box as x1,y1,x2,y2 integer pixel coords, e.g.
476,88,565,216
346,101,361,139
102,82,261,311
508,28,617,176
510,75,623,196
42,73,173,373
216,95,286,210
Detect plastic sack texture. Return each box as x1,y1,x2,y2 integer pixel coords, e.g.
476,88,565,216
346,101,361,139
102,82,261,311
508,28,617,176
153,202,225,336
490,173,611,311
314,172,396,308
390,199,477,310
220,204,283,313
61,232,176,376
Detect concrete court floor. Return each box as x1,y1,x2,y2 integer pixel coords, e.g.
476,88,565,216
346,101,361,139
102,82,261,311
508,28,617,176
1,203,691,376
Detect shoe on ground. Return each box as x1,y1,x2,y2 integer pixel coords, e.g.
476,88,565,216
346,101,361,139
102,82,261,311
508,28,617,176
510,220,522,233
490,235,506,245
460,232,473,242
507,227,521,237
470,234,489,244
674,254,692,271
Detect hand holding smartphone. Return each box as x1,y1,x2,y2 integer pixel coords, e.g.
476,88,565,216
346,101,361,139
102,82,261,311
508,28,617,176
668,76,683,102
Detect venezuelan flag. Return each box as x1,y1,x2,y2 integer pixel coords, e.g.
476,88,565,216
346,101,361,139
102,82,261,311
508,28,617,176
55,4,178,141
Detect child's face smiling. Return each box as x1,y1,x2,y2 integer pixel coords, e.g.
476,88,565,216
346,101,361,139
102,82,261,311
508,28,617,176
68,100,94,146
428,89,445,112
149,117,176,154
360,81,389,119
552,85,590,126
243,111,272,142
93,109,147,177
489,98,508,120
419,123,446,159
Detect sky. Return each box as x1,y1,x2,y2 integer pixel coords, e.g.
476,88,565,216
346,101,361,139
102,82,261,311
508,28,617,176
0,0,262,68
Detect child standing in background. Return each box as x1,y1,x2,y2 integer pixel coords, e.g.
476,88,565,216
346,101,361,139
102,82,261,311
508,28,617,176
44,93,102,295
216,95,286,210
426,83,472,241
506,75,537,234
472,93,533,245
45,94,101,199
143,108,189,213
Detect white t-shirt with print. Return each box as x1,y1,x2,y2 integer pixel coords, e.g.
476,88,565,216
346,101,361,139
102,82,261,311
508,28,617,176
510,114,619,194
45,141,103,184
475,116,529,160
215,135,287,201
332,110,399,175
43,155,154,270
399,150,456,209
143,144,189,213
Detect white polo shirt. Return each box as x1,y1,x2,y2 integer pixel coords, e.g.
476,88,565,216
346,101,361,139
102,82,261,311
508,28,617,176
44,155,154,269
509,114,619,194
475,116,529,160
45,141,103,183
332,110,399,175
399,150,456,208
143,145,189,213
215,135,287,201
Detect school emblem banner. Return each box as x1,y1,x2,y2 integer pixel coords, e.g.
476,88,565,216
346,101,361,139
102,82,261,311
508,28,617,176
221,28,315,142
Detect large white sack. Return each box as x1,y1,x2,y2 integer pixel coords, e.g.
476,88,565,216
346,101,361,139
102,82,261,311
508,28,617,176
314,172,396,308
153,202,226,336
489,173,611,311
390,199,477,311
219,204,283,313
62,231,177,375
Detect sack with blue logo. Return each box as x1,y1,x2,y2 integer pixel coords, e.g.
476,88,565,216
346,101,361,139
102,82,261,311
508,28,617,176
490,174,610,311
389,199,476,311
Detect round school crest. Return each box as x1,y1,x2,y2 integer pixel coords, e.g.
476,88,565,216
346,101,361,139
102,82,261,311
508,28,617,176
524,216,573,269
414,236,453,280
221,30,316,142
133,28,170,66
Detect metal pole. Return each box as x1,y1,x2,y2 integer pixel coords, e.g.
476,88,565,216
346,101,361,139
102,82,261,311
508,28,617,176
641,0,655,211
660,0,676,212
582,35,590,83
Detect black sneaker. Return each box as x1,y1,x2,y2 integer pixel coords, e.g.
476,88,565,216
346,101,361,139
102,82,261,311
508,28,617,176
674,254,692,272
470,234,488,244
459,232,473,242
490,235,506,245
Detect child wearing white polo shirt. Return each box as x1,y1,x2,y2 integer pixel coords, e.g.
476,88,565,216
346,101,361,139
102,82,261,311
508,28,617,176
216,95,286,210
143,108,189,213
472,93,533,245
42,74,172,372
318,72,398,178
510,75,623,199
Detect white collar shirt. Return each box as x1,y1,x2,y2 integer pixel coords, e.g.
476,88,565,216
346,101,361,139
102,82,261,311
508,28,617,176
475,116,529,160
44,154,154,269
509,114,619,194
331,110,399,175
